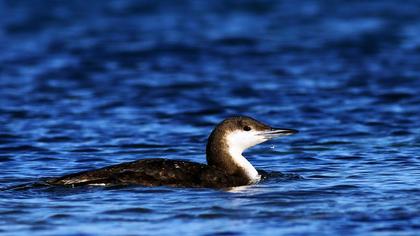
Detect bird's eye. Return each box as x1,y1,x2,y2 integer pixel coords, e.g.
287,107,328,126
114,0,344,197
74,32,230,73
243,126,251,131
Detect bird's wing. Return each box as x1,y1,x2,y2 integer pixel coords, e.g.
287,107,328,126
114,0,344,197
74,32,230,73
46,159,207,187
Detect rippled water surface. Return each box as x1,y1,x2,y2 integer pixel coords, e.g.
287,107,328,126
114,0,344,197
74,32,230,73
1,1,420,235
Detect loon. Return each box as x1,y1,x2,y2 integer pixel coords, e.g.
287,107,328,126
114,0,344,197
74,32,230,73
46,116,298,188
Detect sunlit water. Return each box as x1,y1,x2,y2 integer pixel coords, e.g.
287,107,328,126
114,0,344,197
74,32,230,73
1,1,420,235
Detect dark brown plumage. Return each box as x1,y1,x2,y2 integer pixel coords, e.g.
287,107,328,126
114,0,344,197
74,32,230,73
45,116,297,188
47,159,249,188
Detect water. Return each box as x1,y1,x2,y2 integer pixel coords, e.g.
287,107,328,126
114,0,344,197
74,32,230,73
1,0,420,235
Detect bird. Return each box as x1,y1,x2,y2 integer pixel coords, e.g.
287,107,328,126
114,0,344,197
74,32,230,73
46,116,298,188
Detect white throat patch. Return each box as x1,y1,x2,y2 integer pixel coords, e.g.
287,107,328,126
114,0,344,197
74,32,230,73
225,130,268,183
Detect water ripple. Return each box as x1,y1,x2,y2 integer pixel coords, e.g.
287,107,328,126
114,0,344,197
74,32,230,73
0,1,419,235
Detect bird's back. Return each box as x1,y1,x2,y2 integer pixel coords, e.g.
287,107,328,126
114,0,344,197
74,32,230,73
47,158,248,188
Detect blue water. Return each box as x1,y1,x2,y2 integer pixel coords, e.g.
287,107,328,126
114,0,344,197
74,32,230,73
1,0,420,235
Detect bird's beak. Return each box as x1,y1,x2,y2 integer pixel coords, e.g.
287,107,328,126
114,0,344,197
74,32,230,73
258,128,298,139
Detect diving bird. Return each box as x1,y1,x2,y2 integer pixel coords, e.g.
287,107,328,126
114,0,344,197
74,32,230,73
47,116,298,188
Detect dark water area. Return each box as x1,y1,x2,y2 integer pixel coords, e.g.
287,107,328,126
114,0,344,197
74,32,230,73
0,0,420,235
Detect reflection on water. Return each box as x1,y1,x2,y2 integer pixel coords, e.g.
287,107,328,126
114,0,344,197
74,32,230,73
1,0,420,235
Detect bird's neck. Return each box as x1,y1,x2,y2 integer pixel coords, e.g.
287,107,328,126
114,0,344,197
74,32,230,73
206,135,260,184
227,147,260,184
